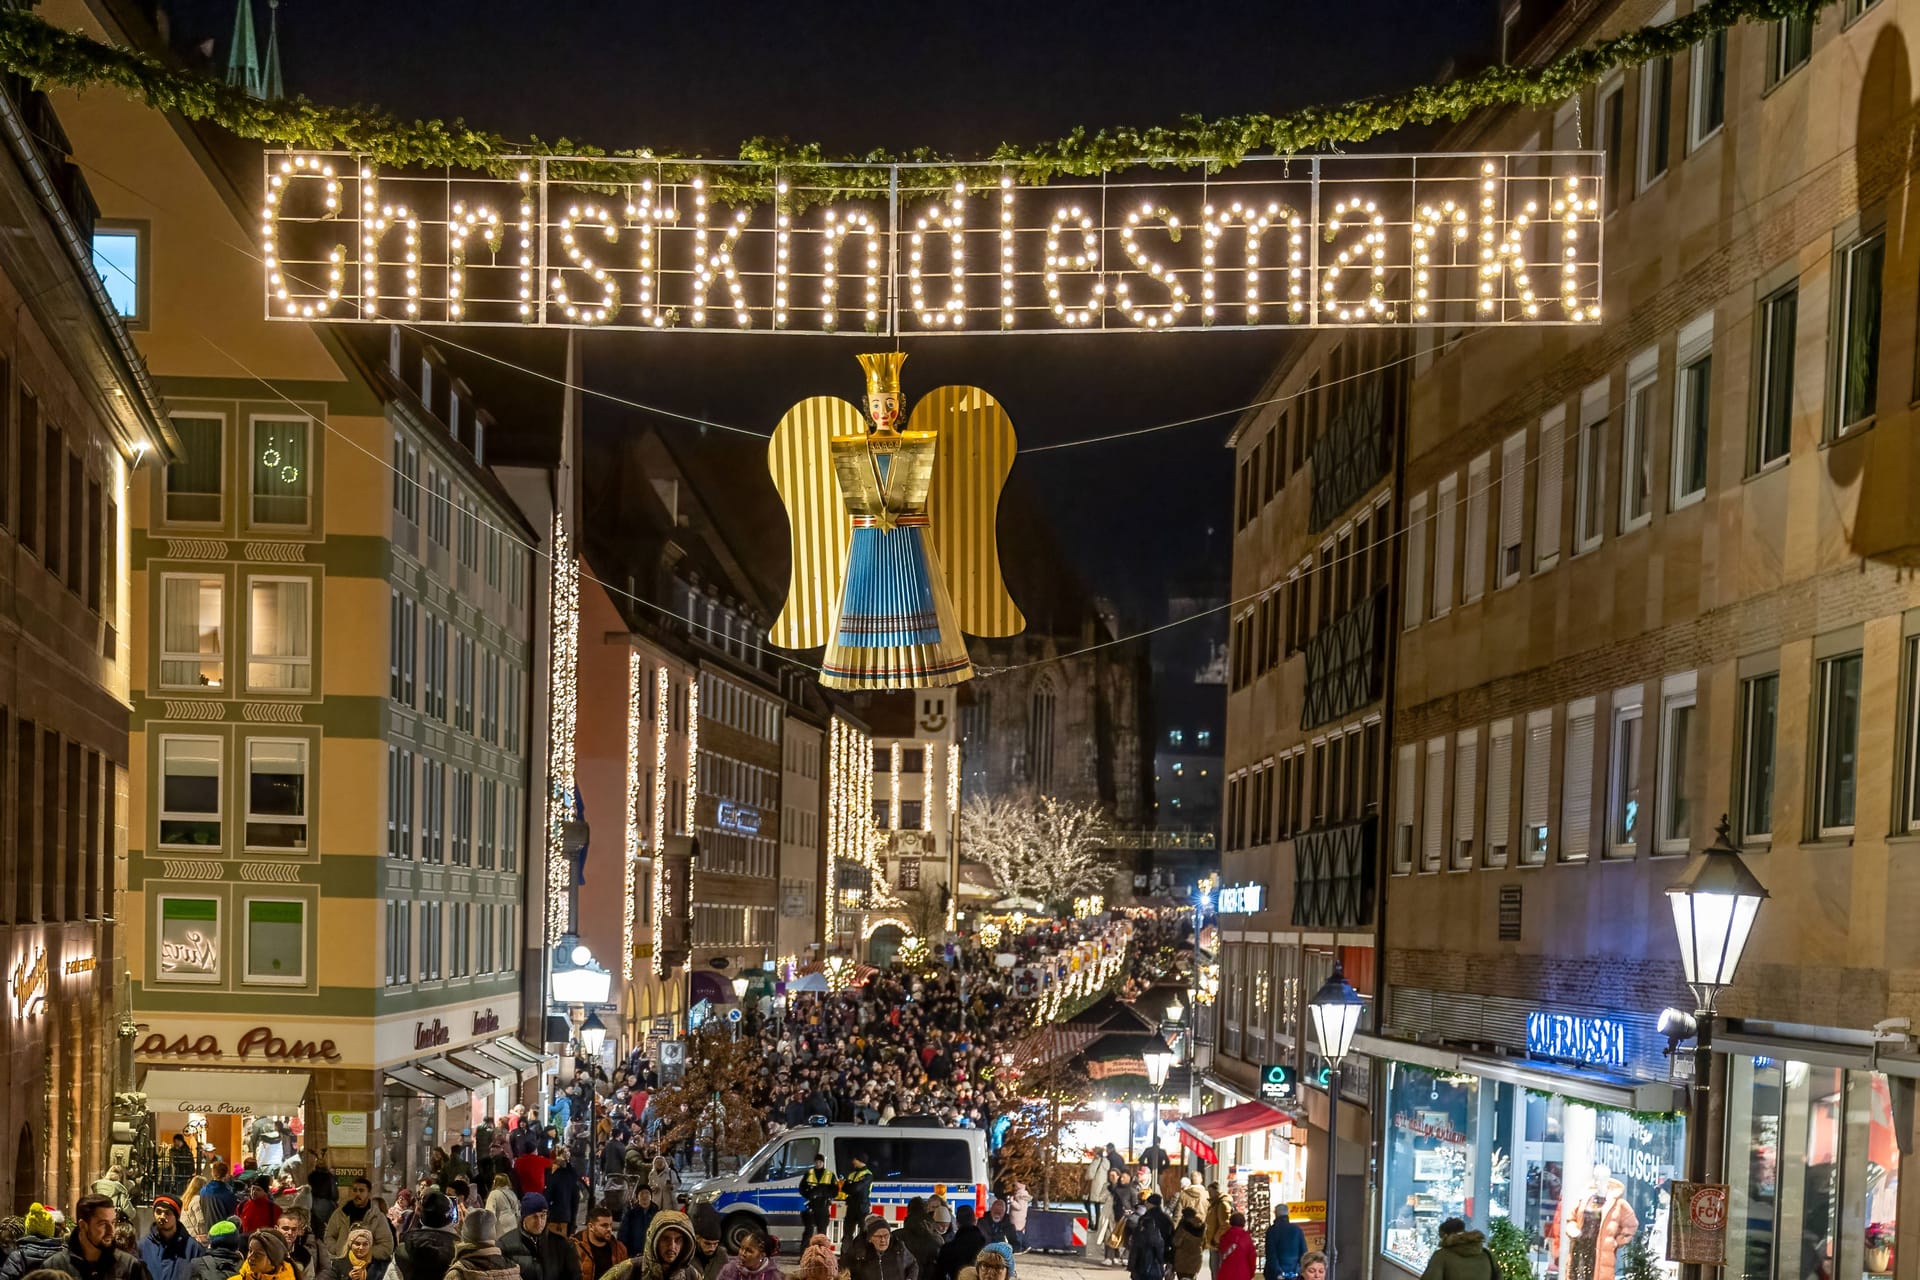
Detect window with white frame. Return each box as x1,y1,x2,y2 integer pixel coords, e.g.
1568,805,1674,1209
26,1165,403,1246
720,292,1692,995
1832,231,1885,438
250,417,311,526
1487,719,1513,867
1422,737,1447,872
1433,474,1458,617
422,900,443,980
160,736,222,849
1608,689,1643,857
244,898,306,985
1404,491,1429,628
1600,79,1626,216
1498,431,1526,587
1752,285,1798,472
1535,408,1563,570
1394,744,1417,874
1563,698,1596,861
392,434,419,522
1672,315,1713,507
1452,728,1479,869
384,900,411,986
1620,350,1657,532
422,759,445,863
502,786,519,872
450,902,469,978
165,414,224,524
160,574,225,689
247,577,312,692
1688,28,1726,149
1768,14,1812,87
388,746,414,858
1901,640,1920,833
1575,382,1608,553
1845,0,1881,19
1522,709,1552,865
1638,12,1674,189
245,738,308,851
1815,650,1863,836
1463,454,1490,603
478,777,497,868
451,768,473,866
1737,671,1778,844
1658,672,1698,853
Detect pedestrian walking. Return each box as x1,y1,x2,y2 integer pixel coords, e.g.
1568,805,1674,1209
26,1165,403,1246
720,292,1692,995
498,1198,579,1280
1299,1252,1327,1280
844,1218,919,1280
1173,1178,1206,1224
444,1211,519,1280
141,1195,206,1280
1262,1208,1305,1280
242,1229,299,1280
486,1181,520,1235
711,1230,777,1280
194,1222,248,1280
794,1235,837,1280
274,1208,324,1280
632,1213,697,1280
897,1201,941,1280
327,1228,385,1280
394,1191,459,1280
616,1190,655,1261
571,1207,626,1280
1169,1208,1204,1280
1418,1219,1499,1280
1201,1187,1228,1279
932,1209,985,1280
1125,1201,1168,1280
324,1181,394,1269
545,1155,582,1236
1214,1214,1255,1280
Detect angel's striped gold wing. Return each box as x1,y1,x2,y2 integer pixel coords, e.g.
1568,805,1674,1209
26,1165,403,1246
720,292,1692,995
769,395,864,650
915,385,1025,638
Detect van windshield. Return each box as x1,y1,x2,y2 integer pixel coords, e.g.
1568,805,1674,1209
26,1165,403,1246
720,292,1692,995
753,1134,822,1181
832,1137,971,1182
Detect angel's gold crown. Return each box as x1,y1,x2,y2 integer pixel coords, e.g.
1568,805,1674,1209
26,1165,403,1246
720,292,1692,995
856,351,908,398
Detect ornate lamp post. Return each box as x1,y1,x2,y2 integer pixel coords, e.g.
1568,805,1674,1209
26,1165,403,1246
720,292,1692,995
1308,964,1365,1277
1144,1048,1175,1156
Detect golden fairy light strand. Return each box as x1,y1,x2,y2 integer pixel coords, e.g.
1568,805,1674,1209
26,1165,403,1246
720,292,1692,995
543,511,580,947
623,647,643,982
650,665,671,978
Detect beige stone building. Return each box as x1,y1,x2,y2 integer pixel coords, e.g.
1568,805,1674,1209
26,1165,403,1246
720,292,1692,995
1368,3,1920,1280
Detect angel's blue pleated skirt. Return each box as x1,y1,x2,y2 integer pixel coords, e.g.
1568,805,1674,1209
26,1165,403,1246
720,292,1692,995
820,523,972,689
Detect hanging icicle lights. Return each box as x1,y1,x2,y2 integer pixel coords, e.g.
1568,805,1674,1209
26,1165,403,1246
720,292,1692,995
649,666,672,979
623,649,644,983
262,151,1604,335
543,512,580,948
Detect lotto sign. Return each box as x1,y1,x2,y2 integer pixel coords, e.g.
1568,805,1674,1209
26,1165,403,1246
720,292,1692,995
263,151,1603,335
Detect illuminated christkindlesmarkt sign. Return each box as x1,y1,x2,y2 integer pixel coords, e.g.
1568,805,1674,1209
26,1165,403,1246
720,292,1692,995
263,151,1604,335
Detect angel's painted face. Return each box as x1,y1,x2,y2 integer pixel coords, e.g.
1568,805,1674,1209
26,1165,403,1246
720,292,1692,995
866,390,903,432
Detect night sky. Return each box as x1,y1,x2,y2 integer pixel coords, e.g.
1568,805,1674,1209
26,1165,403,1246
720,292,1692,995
173,0,1492,634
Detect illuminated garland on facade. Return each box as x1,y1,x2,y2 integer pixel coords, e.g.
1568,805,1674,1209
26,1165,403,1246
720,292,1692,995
543,513,579,947
649,666,671,978
946,741,962,932
889,743,902,838
684,678,700,835
922,746,935,833
623,648,644,982
0,0,1832,197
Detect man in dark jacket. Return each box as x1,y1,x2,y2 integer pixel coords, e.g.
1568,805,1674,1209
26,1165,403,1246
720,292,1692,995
191,1221,247,1280
615,1187,655,1260
201,1179,240,1233
686,1206,725,1280
932,1208,986,1280
497,1198,579,1280
2,1194,141,1280
1418,1219,1499,1280
323,1181,394,1267
896,1200,942,1280
838,1156,874,1244
1262,1208,1306,1280
139,1196,206,1280
544,1155,583,1236
394,1192,459,1280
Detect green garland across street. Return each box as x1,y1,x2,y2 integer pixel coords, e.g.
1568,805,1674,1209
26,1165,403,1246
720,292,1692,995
0,0,1830,202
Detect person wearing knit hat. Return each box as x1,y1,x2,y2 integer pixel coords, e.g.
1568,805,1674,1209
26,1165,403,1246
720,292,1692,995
191,1220,247,1280
443,1210,518,1280
1,1203,68,1277
141,1192,206,1280
241,1228,296,1280
23,1205,56,1239
325,1228,379,1280
395,1192,459,1280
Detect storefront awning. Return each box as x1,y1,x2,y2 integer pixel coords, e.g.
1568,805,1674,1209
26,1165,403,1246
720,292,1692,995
1458,1054,1683,1113
1716,1022,1877,1073
1353,1032,1461,1074
463,1040,539,1081
489,1035,546,1068
419,1056,492,1090
450,1049,517,1086
1176,1100,1293,1164
386,1066,466,1100
142,1069,310,1116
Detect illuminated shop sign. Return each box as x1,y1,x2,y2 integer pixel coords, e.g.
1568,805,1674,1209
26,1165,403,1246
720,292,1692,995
1218,883,1266,913
1525,1011,1627,1069
717,802,762,834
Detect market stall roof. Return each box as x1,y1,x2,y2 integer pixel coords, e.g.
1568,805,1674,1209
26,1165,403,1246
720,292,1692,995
1010,1024,1102,1069
141,1069,310,1116
1065,995,1155,1032
1175,1101,1293,1165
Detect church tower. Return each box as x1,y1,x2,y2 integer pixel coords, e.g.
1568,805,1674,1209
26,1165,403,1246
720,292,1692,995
224,0,283,100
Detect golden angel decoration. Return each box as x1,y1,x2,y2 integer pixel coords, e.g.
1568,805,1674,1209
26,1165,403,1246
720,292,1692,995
769,352,1024,689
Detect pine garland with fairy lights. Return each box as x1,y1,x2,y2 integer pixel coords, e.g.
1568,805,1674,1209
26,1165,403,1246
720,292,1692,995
0,0,1833,201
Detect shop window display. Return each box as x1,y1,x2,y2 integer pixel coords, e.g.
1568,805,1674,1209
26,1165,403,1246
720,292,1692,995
1381,1063,1684,1280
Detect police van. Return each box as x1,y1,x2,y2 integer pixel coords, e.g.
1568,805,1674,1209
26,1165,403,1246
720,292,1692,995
689,1123,991,1249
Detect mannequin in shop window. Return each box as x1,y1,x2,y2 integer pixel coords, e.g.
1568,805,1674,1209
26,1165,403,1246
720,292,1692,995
1560,1165,1638,1280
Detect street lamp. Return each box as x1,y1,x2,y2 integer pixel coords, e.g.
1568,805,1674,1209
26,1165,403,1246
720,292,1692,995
1666,815,1769,1237
1308,964,1365,1277
580,1009,608,1058
1144,1048,1175,1155
1165,998,1184,1025
731,976,749,1002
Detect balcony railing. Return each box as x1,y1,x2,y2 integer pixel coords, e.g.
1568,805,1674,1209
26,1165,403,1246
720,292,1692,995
1292,816,1377,929
1301,587,1387,730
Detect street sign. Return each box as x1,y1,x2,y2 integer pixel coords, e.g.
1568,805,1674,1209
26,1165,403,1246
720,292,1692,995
658,1039,687,1083
1259,1064,1297,1102
651,1015,673,1035
726,1008,742,1024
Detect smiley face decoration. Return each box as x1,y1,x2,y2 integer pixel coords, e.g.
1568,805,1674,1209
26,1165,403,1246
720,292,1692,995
769,353,1024,689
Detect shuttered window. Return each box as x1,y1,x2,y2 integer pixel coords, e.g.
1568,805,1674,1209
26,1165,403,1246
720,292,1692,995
1499,431,1526,586
1563,698,1596,861
1433,474,1459,616
1536,409,1564,569
1394,744,1418,874
1463,454,1490,603
1523,710,1552,864
1487,719,1514,867
1452,729,1479,868
1422,737,1447,871
1405,491,1429,628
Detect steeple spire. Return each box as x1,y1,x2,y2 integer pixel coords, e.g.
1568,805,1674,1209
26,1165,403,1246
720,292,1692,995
261,0,283,101
224,0,260,97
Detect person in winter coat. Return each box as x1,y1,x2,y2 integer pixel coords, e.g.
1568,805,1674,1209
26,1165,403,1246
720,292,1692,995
842,1218,919,1280
1127,1198,1171,1280
932,1209,985,1280
327,1228,385,1280
980,1243,1015,1280
276,1208,326,1280
1172,1180,1207,1226
3,1193,141,1280
980,1203,1010,1248
711,1230,777,1280
683,1207,725,1280
324,1182,395,1269
616,1190,656,1261
141,1195,207,1280
798,1156,839,1243
0,1203,68,1280
93,1170,137,1224
838,1158,874,1245
644,1161,677,1213
1201,1189,1229,1279
497,1197,579,1280
1214,1214,1255,1280
633,1212,699,1280
193,1221,248,1280
445,1212,522,1280
235,1230,299,1280
1263,1208,1306,1280
1169,1210,1205,1280
545,1157,583,1237
1419,1220,1499,1280
572,1208,627,1280
485,1182,521,1237
1005,1187,1030,1254
395,1191,460,1280
895,1202,942,1280
794,1235,837,1280
202,1181,241,1237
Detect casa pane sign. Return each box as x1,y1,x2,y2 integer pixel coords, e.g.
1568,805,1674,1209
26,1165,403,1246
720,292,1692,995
263,151,1604,335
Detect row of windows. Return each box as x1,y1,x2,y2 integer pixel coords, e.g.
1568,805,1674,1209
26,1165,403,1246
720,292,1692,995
164,413,311,529
384,745,522,871
1233,332,1401,531
698,750,775,812
871,799,926,831
0,710,112,926
875,746,927,773
153,893,307,987
389,589,525,752
390,429,530,609
1224,718,1384,850
692,903,775,948
698,672,781,743
383,899,517,987
698,828,776,880
1230,492,1394,691
157,734,309,853
684,585,771,674
782,807,820,848
159,573,311,693
2,362,118,630
785,734,819,779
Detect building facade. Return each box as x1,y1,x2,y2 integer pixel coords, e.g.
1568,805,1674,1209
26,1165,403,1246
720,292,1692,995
1372,6,1920,1280
859,690,961,964
777,712,825,972
0,65,171,1212
49,3,545,1190
1213,330,1407,1243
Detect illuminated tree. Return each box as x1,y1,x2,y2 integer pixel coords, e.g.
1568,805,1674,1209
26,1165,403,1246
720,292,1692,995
962,790,1110,908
